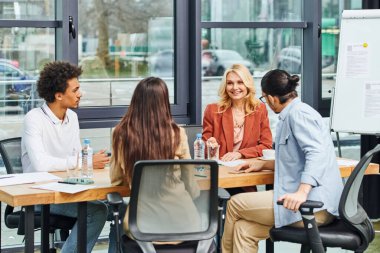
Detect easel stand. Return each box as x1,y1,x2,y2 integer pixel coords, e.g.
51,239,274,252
335,132,342,157
330,88,342,157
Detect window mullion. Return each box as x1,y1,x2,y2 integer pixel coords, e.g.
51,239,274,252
0,20,61,27
303,0,322,112
56,0,78,63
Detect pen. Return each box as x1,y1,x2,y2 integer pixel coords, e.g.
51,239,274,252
0,175,14,179
58,181,76,185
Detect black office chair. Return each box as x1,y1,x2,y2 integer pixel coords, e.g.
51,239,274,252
108,159,220,253
270,144,379,253
0,137,76,253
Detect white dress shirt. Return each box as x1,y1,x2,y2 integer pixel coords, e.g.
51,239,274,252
21,102,82,173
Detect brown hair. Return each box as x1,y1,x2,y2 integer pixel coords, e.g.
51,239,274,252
112,77,180,183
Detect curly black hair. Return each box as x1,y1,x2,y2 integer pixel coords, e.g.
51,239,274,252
37,61,83,103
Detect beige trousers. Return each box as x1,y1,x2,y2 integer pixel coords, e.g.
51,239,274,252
221,190,334,253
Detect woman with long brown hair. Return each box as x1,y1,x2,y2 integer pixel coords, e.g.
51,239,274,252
111,77,187,186
110,77,201,242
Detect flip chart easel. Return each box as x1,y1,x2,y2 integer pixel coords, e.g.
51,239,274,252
330,10,380,153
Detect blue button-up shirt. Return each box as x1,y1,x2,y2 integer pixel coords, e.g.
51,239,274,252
274,98,343,227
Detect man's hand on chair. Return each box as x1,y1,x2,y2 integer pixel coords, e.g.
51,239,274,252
278,184,312,212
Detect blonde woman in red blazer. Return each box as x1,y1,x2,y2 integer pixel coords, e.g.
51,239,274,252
203,64,272,161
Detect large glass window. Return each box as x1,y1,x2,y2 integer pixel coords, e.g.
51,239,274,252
0,27,55,140
78,0,174,106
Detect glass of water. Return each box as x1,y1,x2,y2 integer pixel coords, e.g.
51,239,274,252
66,149,81,179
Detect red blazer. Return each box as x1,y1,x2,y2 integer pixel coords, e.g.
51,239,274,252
202,103,272,158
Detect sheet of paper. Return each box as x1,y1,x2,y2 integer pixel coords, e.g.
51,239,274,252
337,159,358,167
27,172,62,182
218,159,246,167
364,82,380,118
31,182,96,194
345,43,370,78
0,172,61,187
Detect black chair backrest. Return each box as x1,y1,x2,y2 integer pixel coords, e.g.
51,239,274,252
182,125,203,159
0,137,23,174
339,144,380,251
128,159,218,252
0,137,23,229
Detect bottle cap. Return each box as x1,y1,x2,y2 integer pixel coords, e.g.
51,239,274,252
196,133,202,138
84,138,90,145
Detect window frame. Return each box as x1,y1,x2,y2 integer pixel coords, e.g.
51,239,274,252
0,0,191,129
191,0,324,123
76,1,191,128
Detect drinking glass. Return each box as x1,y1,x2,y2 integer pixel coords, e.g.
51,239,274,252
66,149,81,179
207,142,220,160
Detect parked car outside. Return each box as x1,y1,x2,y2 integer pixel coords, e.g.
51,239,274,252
0,58,19,68
277,46,302,74
277,46,336,74
149,49,174,77
149,49,254,77
202,49,254,76
0,61,32,93
0,61,36,113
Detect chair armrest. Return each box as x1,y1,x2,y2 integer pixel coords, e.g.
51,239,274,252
277,200,325,252
107,192,123,206
218,187,231,201
299,200,324,209
277,200,323,215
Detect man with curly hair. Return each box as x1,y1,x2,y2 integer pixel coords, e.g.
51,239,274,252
21,61,109,253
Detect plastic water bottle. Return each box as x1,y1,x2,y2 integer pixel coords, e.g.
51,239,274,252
193,133,205,176
194,133,205,159
81,138,93,178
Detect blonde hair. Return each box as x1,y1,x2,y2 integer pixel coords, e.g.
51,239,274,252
217,63,260,114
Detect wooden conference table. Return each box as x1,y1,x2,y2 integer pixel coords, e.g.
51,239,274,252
0,158,378,253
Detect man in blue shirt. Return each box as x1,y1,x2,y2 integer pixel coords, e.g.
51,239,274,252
222,69,343,253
